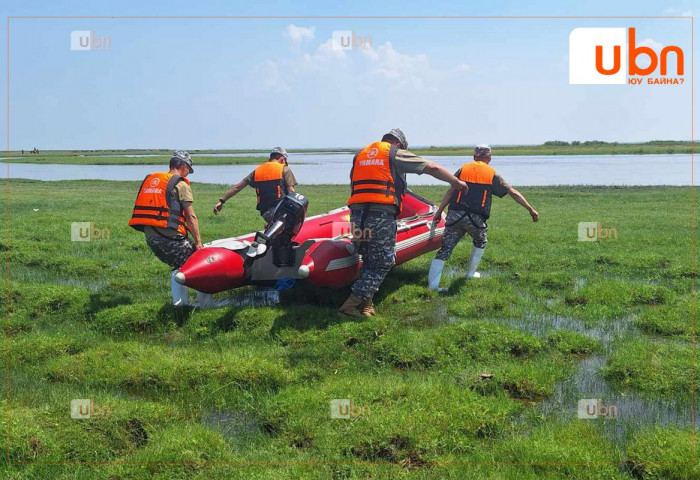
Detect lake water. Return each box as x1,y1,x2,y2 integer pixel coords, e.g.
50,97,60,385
2,153,693,186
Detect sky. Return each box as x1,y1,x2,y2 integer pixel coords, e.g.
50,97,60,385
0,0,696,149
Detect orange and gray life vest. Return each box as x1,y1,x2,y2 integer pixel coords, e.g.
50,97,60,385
128,172,190,236
449,161,496,218
348,141,405,216
250,162,287,212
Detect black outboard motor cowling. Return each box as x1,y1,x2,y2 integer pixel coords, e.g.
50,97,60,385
270,192,309,237
246,192,309,267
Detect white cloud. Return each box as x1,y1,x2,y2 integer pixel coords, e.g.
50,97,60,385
260,35,461,96
303,38,347,63
285,25,315,45
638,37,665,51
361,42,429,82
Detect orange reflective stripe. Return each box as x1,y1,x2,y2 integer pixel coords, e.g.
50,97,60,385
481,190,488,207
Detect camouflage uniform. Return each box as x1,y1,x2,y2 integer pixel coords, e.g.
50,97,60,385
350,210,397,301
145,234,195,270
345,128,428,307
435,209,487,261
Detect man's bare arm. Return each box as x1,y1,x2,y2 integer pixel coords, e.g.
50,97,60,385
423,162,467,190
508,187,539,222
433,185,458,222
182,202,204,249
213,179,248,214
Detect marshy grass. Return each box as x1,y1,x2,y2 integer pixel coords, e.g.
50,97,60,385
2,180,695,478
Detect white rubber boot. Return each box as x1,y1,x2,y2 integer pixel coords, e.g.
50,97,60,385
171,270,189,306
466,247,485,279
196,291,215,309
428,258,447,292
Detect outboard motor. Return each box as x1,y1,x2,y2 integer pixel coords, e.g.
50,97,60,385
246,192,309,266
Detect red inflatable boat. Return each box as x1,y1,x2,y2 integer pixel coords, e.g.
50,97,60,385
175,191,446,294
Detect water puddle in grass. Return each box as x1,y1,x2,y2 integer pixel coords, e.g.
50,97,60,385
443,266,500,280
432,304,456,326
202,410,262,443
490,314,638,344
210,288,280,308
498,313,699,448
11,267,109,291
592,272,669,286
541,353,699,445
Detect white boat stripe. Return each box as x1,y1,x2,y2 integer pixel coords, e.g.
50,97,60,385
326,255,361,271
324,228,444,271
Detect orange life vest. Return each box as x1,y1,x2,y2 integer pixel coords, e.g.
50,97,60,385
128,172,190,236
449,161,496,218
251,161,287,212
348,141,405,215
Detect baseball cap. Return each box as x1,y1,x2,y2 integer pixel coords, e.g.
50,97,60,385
385,128,408,150
271,147,288,160
474,144,492,158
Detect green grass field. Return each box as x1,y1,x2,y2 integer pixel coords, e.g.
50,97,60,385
2,180,697,479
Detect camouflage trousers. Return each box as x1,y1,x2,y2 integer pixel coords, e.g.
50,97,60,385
145,233,195,270
435,209,488,261
349,210,397,302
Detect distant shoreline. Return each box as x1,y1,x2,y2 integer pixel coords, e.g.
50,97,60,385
3,154,270,166
413,141,693,156
5,141,693,164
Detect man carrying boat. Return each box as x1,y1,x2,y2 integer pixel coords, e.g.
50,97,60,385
338,128,469,318
427,144,539,290
213,147,298,224
128,150,211,307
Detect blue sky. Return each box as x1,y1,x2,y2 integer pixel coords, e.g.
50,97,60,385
0,0,696,149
